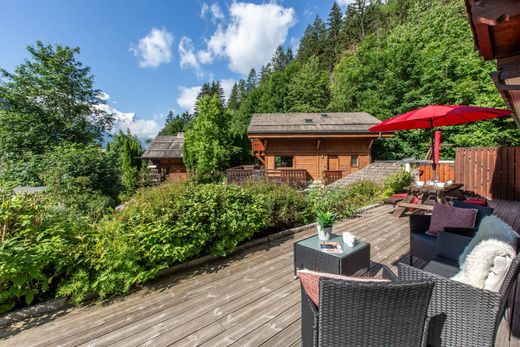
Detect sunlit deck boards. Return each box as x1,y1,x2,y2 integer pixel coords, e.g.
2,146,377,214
0,204,517,346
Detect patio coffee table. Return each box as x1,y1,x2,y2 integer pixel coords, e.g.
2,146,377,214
294,234,370,276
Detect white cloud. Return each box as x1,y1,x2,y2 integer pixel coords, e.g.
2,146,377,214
197,50,213,64
98,92,110,101
201,2,225,23
203,3,296,75
177,86,200,113
337,0,353,7
94,95,161,141
201,3,209,18
179,37,202,76
210,3,225,21
130,28,174,68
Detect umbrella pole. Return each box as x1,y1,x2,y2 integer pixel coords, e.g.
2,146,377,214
430,120,437,181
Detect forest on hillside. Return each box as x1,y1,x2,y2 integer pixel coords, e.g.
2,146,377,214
161,0,520,174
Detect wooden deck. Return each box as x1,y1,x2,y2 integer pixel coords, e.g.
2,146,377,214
0,203,519,346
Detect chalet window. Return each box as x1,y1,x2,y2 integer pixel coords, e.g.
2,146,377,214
275,156,294,168
351,155,359,167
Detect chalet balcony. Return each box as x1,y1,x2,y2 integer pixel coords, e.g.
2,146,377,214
226,165,308,185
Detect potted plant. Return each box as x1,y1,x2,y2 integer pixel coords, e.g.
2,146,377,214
316,211,335,241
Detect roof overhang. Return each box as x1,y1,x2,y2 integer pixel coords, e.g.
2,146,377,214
247,132,393,139
465,0,520,127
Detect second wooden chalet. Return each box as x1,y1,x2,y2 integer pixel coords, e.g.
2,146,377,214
247,112,390,182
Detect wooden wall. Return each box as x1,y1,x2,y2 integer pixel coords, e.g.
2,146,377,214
455,147,520,200
156,158,187,181
263,138,373,181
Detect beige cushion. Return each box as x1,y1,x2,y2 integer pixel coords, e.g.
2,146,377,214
484,255,513,292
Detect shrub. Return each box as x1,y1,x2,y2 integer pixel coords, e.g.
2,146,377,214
382,169,413,197
40,144,120,221
0,189,91,313
242,181,312,232
306,180,383,219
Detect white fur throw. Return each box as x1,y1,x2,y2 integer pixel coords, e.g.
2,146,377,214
452,239,515,291
459,215,518,265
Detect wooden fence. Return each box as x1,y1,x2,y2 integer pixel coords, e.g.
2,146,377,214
418,162,455,182
455,147,520,200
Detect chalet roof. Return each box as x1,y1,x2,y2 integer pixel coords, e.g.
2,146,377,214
141,133,184,159
247,112,382,135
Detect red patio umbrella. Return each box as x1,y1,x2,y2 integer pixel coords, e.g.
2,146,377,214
369,105,512,179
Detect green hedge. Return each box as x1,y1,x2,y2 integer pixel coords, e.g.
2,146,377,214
1,179,388,311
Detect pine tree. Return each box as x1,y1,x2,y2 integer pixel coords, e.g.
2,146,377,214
159,111,193,135
227,83,240,110
286,47,294,62
271,46,288,72
259,64,272,84
325,1,344,70
296,16,328,69
246,68,257,92
287,56,330,112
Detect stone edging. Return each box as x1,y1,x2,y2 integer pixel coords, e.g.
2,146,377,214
0,203,381,327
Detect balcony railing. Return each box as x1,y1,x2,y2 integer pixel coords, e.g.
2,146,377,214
227,166,308,186
323,170,343,185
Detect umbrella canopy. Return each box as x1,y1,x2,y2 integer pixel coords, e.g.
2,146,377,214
369,105,512,132
369,105,512,180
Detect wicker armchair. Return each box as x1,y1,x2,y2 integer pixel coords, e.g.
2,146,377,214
399,231,520,347
409,202,493,264
301,266,434,347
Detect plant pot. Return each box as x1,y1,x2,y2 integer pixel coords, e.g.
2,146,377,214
317,225,332,241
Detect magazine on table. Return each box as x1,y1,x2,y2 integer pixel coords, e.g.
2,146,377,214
320,241,343,254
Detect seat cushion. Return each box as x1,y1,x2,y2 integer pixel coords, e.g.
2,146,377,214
297,269,390,306
410,232,438,262
427,203,477,236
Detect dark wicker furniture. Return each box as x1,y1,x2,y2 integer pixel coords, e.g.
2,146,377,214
399,230,520,346
301,266,434,347
409,201,493,264
294,234,370,276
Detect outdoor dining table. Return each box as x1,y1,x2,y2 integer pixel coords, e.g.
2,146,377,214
393,182,465,217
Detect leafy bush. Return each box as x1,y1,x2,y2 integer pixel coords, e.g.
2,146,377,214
382,169,413,197
242,181,312,233
40,144,120,221
306,181,383,219
0,189,91,313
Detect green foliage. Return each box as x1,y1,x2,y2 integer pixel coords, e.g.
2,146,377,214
306,181,383,219
40,144,120,220
0,189,91,313
184,96,239,182
106,130,145,198
382,169,413,197
317,211,336,228
0,42,113,158
329,0,520,159
286,56,330,112
158,111,193,135
241,182,312,232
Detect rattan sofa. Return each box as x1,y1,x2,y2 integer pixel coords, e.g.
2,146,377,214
399,230,520,346
409,201,493,264
301,266,434,347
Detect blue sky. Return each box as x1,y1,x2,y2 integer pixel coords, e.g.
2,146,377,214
0,0,349,140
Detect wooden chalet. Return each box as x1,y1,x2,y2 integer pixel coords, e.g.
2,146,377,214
140,133,187,182
466,0,520,126
243,112,390,183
